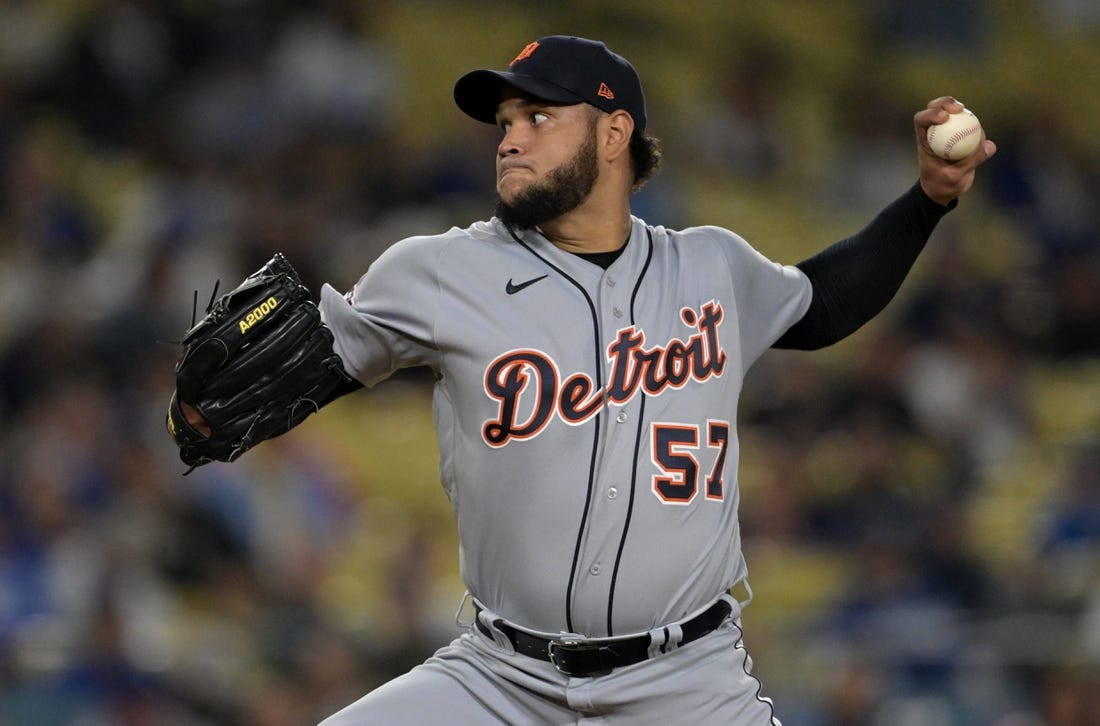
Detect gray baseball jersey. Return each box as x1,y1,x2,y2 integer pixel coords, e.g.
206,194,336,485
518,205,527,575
319,215,811,639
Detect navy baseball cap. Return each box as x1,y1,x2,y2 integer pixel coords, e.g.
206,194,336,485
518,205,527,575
454,35,647,133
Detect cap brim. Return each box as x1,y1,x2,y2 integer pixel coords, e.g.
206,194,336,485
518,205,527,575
454,69,584,124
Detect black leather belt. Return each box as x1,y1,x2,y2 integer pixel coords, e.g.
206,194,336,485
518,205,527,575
474,598,732,677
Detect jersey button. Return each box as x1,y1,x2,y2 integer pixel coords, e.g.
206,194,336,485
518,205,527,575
616,411,628,423
612,306,623,318
589,563,601,575
606,277,616,287
607,487,618,499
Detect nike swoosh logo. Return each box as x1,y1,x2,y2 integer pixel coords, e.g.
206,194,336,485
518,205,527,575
505,275,548,295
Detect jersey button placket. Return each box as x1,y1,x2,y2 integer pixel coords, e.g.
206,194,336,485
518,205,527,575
573,269,629,627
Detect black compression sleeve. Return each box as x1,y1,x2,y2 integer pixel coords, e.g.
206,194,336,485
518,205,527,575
773,182,955,350
316,373,364,408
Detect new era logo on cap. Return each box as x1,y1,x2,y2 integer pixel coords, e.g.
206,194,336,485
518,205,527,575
454,35,647,133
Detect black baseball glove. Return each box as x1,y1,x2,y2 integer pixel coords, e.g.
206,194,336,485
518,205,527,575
166,253,358,469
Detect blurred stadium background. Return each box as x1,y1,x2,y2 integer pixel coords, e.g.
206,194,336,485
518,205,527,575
1,1,1098,724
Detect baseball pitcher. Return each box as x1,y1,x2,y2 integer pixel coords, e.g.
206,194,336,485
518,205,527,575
167,35,994,725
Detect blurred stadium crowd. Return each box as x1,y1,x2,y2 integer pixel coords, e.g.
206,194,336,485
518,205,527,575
1,1,1098,724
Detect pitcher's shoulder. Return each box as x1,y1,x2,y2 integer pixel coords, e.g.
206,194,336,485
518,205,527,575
369,220,495,260
647,223,750,256
401,219,511,248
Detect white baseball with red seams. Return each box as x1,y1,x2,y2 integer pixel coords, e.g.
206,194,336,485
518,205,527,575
927,107,983,161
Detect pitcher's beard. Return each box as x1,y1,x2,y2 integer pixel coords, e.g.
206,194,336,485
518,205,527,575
496,131,599,230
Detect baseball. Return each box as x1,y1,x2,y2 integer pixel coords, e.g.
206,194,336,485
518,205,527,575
927,108,983,161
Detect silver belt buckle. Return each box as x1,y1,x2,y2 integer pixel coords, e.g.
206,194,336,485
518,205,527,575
547,638,599,674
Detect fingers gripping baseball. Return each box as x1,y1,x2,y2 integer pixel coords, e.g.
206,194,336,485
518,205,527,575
915,97,997,206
